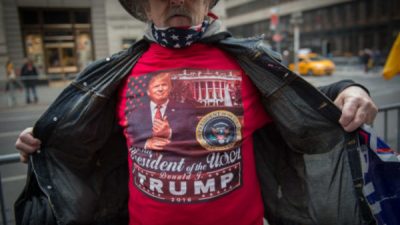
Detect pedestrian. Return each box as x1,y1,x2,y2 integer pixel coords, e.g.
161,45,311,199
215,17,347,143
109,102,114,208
281,49,290,66
5,58,23,107
14,0,380,225
361,48,372,73
20,58,39,104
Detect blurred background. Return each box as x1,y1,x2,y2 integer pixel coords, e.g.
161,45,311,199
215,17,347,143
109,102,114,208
0,0,399,224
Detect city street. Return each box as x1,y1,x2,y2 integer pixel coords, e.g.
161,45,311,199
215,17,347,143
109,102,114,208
0,69,399,224
304,68,400,107
1,0,399,223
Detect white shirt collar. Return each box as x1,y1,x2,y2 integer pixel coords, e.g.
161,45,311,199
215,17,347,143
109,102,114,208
150,100,169,122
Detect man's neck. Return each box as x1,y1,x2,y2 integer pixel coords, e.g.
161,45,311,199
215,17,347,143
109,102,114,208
150,100,169,108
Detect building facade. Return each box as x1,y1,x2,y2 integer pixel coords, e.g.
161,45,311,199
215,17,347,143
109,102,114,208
225,0,400,61
0,0,226,79
0,0,147,78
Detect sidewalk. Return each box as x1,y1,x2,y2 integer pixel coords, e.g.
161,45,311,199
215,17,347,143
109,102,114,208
0,81,68,111
334,65,384,78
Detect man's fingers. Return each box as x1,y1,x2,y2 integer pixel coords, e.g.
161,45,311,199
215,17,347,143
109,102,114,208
152,119,171,136
334,86,378,132
15,127,41,163
341,100,377,132
15,141,39,154
152,137,170,144
19,152,29,163
16,133,41,153
18,127,40,145
15,140,38,163
147,137,170,150
153,119,169,127
342,109,366,132
365,101,378,124
333,97,344,110
338,99,358,129
366,113,376,125
20,134,40,148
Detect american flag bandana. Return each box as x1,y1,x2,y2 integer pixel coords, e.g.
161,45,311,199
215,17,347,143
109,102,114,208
151,20,210,48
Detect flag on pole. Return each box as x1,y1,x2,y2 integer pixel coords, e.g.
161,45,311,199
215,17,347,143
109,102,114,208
383,33,400,80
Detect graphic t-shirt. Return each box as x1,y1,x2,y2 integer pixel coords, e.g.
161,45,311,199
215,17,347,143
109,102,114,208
117,43,272,225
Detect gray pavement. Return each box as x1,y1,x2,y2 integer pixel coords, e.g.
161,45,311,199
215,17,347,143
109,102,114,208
0,81,66,110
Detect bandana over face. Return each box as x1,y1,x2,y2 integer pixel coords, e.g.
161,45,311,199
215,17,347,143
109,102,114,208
151,20,210,48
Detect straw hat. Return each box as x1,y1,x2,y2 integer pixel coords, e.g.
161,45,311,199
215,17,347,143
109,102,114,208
118,0,219,22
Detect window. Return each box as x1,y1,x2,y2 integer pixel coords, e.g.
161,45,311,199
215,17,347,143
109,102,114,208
76,32,93,69
394,0,400,19
315,10,323,31
20,8,92,74
332,6,344,28
366,0,375,23
21,10,39,25
358,2,367,24
344,4,354,27
24,34,44,72
43,11,71,24
74,11,90,24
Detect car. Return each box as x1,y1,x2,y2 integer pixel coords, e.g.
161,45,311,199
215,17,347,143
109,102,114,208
289,53,335,76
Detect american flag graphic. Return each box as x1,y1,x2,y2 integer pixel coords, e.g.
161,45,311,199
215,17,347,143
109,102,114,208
357,125,400,225
125,75,151,115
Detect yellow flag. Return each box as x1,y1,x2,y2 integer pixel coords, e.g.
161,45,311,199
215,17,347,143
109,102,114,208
383,33,400,80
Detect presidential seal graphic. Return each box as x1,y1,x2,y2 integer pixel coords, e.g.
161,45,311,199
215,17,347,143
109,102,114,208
196,110,242,151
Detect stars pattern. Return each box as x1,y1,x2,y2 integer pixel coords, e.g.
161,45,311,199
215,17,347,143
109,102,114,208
152,20,210,49
125,75,151,115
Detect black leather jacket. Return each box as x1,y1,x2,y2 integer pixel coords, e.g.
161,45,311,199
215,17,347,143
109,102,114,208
15,33,374,225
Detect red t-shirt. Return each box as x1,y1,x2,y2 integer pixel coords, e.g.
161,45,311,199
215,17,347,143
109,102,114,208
117,43,272,225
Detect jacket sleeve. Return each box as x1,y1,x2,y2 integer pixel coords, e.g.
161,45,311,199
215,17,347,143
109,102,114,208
318,79,370,100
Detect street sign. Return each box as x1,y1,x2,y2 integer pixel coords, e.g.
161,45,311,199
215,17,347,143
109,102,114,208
270,8,279,30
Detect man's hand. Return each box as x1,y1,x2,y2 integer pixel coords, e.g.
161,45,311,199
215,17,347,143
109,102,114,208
15,127,41,163
334,86,378,132
152,116,171,138
145,137,170,150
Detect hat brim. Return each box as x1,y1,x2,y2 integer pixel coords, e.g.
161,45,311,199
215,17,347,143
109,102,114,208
119,0,219,22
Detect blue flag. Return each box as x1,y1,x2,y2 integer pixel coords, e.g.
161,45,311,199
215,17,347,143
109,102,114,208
358,125,400,225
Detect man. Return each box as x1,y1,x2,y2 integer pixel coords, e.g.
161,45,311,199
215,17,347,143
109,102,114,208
127,71,196,150
5,58,23,107
20,58,39,104
15,0,379,225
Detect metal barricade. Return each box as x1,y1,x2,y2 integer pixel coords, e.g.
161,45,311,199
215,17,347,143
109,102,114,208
0,153,19,225
376,103,400,152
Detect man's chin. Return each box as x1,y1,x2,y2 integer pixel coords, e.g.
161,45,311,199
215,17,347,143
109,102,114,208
166,16,192,27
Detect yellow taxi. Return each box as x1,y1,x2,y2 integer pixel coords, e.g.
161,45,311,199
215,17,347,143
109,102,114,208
289,53,335,76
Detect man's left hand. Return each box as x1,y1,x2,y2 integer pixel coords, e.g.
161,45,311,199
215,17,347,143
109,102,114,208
334,86,378,132
152,116,172,138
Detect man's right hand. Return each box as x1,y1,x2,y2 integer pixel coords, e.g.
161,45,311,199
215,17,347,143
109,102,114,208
15,127,41,163
144,137,170,150
152,116,171,138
